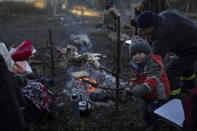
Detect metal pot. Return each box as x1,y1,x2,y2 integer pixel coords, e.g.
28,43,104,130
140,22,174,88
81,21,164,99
79,101,91,116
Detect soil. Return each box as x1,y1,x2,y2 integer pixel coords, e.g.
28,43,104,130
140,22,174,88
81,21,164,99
0,5,190,131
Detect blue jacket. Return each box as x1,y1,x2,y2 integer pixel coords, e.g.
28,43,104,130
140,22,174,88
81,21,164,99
151,10,197,59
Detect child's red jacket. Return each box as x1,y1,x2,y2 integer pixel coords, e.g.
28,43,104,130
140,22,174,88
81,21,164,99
130,54,171,101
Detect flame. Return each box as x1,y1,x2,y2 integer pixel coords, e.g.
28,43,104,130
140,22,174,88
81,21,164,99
70,5,100,17
88,86,97,92
78,76,98,92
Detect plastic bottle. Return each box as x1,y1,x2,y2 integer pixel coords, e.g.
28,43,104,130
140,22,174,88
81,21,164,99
71,94,80,119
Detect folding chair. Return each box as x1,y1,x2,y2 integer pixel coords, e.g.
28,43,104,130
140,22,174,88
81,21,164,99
153,99,185,131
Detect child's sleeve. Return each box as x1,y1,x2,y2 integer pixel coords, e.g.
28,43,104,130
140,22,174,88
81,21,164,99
143,60,162,92
131,60,162,97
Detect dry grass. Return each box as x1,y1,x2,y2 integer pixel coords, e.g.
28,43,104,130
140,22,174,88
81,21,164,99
0,1,43,18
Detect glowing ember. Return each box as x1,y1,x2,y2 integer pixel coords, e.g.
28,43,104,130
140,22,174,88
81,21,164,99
78,77,98,92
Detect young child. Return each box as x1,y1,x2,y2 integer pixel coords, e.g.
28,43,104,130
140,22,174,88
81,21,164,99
125,36,171,130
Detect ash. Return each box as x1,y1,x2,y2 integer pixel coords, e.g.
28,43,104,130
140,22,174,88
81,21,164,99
63,64,127,107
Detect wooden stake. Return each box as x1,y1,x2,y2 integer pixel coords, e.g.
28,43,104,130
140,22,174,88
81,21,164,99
116,16,121,112
49,29,55,76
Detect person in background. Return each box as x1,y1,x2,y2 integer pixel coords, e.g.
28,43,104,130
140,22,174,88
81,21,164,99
0,53,25,131
125,36,170,131
130,0,170,39
97,1,120,30
136,10,197,98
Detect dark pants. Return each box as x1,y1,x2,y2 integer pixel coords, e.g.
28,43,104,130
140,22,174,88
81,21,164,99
140,99,167,124
166,56,196,93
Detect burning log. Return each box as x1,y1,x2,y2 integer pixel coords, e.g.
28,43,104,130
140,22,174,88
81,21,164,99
66,68,130,103
76,76,121,102
77,77,126,102
81,78,98,88
76,75,126,91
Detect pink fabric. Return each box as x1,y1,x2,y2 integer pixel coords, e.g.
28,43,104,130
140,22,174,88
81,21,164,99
11,40,33,61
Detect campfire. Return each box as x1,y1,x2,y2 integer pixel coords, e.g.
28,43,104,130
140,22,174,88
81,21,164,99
78,76,99,93
55,33,125,104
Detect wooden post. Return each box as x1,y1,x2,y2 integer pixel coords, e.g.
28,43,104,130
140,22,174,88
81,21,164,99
116,16,121,112
49,29,55,76
185,0,192,16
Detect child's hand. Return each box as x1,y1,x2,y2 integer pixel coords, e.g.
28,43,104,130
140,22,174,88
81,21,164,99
125,87,132,94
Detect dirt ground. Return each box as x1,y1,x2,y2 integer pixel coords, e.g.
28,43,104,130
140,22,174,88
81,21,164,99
0,3,191,131
0,9,142,131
